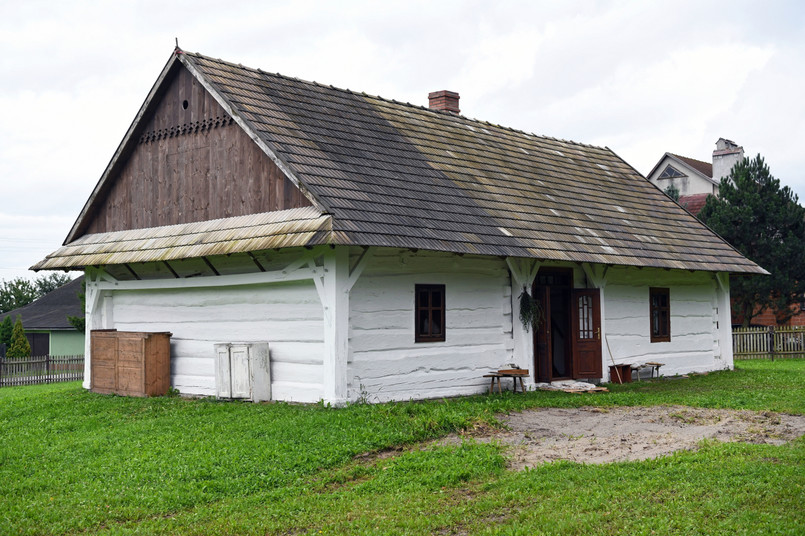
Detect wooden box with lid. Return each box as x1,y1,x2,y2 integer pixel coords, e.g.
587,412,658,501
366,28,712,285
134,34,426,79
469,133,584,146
91,330,172,397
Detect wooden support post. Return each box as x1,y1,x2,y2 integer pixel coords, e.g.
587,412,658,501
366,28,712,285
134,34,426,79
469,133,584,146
321,247,350,405
714,272,734,368
506,257,540,382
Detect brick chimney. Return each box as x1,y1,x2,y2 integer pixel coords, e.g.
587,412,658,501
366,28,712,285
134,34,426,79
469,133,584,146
428,90,460,113
712,138,744,181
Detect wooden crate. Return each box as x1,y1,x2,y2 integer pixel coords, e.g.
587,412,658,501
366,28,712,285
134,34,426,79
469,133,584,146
91,330,172,397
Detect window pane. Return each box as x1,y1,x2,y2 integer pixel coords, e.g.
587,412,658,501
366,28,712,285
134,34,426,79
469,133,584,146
431,290,442,308
650,288,670,341
418,309,430,335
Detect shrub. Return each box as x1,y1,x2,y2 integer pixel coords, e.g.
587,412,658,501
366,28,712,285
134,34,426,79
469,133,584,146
7,316,31,358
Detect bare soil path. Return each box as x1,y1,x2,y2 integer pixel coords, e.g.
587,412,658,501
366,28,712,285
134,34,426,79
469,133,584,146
444,406,805,468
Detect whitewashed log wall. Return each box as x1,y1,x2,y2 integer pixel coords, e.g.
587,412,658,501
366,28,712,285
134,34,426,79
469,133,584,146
86,247,328,403
109,282,324,401
82,245,734,403
347,249,514,402
601,267,733,377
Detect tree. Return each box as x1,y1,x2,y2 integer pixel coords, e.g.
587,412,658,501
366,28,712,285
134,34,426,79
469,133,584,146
34,273,72,297
0,315,12,353
67,280,86,333
698,155,805,326
664,184,680,202
0,278,36,314
0,273,73,314
7,316,31,358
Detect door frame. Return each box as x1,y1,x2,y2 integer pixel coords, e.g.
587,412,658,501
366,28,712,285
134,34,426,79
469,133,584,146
533,268,603,382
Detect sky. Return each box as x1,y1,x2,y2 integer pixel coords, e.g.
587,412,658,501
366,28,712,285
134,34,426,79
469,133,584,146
1,0,804,281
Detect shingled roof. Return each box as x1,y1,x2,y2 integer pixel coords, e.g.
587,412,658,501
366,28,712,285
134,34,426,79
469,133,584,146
1,278,83,330
34,49,765,275
671,154,714,179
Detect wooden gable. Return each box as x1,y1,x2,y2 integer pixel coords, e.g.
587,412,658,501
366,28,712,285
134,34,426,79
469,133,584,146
81,65,311,236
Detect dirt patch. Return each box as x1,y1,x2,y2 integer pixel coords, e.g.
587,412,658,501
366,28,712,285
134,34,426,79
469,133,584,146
442,406,805,468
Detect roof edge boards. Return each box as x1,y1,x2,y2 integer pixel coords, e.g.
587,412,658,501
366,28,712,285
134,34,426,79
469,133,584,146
666,154,718,185
64,50,185,245
177,53,332,216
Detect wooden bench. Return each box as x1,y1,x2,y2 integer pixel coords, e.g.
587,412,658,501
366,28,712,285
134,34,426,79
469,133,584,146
483,369,529,393
631,361,665,381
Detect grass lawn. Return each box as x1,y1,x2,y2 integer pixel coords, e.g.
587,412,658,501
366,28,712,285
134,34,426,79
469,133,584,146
1,359,803,535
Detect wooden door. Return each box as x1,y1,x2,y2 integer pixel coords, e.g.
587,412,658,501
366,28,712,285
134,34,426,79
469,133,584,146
534,286,551,383
571,289,602,378
229,345,252,399
216,345,232,399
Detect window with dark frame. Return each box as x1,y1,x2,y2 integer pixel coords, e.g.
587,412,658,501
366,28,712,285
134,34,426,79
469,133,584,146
415,284,445,343
650,287,670,342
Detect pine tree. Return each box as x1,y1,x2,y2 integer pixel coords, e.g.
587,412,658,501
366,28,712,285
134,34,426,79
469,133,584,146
698,155,805,326
0,315,12,351
7,316,31,358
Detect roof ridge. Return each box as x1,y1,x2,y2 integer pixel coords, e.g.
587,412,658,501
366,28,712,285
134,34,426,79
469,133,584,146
185,50,605,152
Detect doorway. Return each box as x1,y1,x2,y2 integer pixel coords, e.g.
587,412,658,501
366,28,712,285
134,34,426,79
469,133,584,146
533,269,602,382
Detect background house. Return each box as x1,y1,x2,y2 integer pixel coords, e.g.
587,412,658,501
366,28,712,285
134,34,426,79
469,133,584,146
646,138,744,216
1,278,84,357
34,50,764,403
647,139,805,328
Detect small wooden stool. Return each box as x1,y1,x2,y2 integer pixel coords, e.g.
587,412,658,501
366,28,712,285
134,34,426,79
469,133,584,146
483,373,503,394
483,369,529,393
645,362,665,379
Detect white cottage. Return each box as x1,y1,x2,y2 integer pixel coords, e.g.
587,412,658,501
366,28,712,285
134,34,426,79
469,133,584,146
34,49,765,404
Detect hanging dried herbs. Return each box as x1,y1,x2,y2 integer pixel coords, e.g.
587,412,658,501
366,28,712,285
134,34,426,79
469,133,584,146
518,287,544,332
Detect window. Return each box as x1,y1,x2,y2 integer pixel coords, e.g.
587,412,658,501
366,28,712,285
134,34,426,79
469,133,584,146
650,288,670,342
415,284,445,342
658,165,685,179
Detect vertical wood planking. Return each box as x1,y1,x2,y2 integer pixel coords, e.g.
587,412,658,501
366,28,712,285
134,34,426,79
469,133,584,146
83,66,312,235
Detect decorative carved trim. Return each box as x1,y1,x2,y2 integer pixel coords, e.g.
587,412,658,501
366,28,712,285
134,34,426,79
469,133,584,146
138,116,234,144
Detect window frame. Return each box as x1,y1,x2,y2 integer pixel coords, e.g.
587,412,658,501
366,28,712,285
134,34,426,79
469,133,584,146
415,284,446,343
649,287,671,343
658,165,685,179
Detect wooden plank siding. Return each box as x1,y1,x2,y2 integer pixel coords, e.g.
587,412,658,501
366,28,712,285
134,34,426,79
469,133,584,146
84,66,310,235
733,326,805,360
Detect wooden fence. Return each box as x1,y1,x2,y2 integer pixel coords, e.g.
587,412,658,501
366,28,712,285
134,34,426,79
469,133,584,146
733,326,805,360
0,355,84,387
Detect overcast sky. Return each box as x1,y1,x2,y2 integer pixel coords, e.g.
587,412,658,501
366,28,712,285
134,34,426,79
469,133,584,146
1,0,803,281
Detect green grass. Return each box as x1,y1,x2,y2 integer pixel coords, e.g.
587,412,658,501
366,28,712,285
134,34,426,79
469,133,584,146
1,359,804,535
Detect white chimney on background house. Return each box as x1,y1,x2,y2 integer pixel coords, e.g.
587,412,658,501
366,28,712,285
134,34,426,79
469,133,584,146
712,138,744,181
